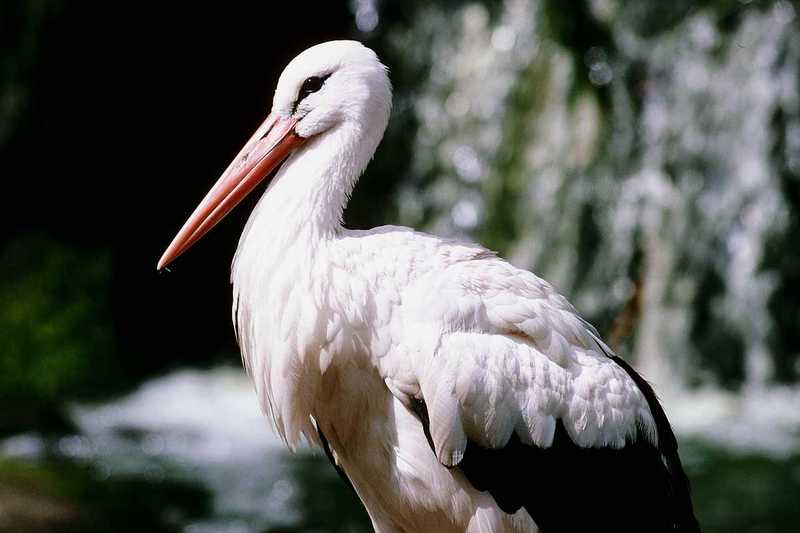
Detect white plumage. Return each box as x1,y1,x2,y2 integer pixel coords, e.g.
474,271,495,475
160,41,699,533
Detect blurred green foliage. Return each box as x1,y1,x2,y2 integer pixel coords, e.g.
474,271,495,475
0,458,210,533
685,441,800,533
0,234,117,434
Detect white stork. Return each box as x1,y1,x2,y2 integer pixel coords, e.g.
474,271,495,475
158,41,700,532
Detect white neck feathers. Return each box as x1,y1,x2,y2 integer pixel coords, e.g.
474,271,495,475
229,104,388,446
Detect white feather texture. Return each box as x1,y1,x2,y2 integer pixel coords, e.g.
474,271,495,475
230,41,656,532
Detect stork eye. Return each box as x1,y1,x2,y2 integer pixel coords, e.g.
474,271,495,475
297,74,330,103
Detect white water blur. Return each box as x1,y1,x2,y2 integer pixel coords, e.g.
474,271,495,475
393,0,800,449
70,366,284,463
617,3,797,392
2,367,301,533
668,385,800,457
72,367,298,533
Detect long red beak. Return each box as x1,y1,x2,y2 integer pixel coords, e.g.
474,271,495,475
157,113,304,270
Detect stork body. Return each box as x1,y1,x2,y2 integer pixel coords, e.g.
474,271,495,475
160,41,699,532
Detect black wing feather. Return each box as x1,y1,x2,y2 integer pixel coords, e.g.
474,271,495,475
316,423,357,495
411,357,700,533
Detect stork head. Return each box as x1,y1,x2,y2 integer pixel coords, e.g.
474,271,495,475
157,40,391,270
274,40,392,139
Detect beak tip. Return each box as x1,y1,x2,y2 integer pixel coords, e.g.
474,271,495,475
157,254,170,272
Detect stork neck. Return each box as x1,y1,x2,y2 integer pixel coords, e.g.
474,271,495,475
230,108,388,448
240,120,380,251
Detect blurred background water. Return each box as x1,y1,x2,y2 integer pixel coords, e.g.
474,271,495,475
1,1,799,532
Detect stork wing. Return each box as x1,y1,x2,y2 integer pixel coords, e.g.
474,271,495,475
388,256,699,533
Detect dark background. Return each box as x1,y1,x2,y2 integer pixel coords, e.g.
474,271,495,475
1,2,361,381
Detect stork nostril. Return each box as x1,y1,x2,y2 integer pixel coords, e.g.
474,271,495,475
259,121,276,141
